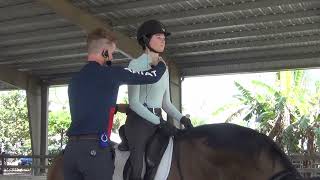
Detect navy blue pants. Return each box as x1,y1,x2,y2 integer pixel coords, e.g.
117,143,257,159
63,140,114,180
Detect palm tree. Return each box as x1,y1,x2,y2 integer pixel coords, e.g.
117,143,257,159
214,70,320,153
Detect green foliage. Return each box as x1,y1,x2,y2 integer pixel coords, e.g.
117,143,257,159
0,90,72,155
49,110,71,134
190,117,206,127
112,93,128,133
113,113,126,133
48,110,71,154
234,82,255,104
214,70,320,153
0,91,31,154
212,103,241,117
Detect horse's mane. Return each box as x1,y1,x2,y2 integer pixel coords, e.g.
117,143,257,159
177,123,299,175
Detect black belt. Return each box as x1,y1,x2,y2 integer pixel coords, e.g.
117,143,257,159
127,107,162,118
68,134,99,141
148,107,162,117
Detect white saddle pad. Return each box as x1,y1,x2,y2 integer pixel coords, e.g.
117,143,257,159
112,137,174,180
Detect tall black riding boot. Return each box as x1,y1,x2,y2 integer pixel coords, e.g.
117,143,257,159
118,125,129,151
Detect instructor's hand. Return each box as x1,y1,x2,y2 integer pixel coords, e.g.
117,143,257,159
157,56,167,66
106,41,116,60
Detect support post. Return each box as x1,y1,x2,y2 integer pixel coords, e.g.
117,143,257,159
26,80,47,175
168,61,182,127
40,84,48,174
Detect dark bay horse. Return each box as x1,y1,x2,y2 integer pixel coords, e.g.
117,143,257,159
47,123,318,180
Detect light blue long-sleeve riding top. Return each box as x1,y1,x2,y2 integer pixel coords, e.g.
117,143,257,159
128,53,183,124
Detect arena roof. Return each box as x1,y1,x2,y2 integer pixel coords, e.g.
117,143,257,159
0,0,319,88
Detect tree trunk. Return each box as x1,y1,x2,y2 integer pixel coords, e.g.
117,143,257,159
307,128,315,153
60,130,64,150
268,114,283,139
301,138,305,152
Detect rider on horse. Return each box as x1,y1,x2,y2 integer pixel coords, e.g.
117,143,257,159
119,19,193,180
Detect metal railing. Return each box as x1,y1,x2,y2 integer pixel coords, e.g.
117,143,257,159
289,153,320,178
0,153,56,176
0,152,320,177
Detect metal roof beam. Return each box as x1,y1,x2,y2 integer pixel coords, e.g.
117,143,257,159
169,35,320,56
0,26,84,47
12,55,129,71
0,13,65,33
174,45,320,63
0,48,125,65
36,0,141,58
0,64,40,90
25,58,130,71
0,1,50,21
0,0,31,8
178,52,320,68
181,53,320,76
37,63,128,85
168,23,320,47
0,48,88,64
34,60,129,76
34,66,82,76
1,38,86,56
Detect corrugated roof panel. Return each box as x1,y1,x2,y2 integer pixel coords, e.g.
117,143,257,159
0,0,32,8
0,0,134,86
0,81,18,90
0,0,320,86
0,1,52,21
0,26,85,47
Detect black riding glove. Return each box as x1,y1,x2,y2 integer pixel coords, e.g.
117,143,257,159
158,119,177,137
180,116,193,129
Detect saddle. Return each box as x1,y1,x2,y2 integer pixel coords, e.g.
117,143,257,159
119,126,171,180
144,128,170,180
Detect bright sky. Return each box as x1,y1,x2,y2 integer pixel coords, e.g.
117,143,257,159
181,72,276,123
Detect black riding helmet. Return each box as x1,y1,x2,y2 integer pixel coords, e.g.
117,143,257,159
136,20,171,53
